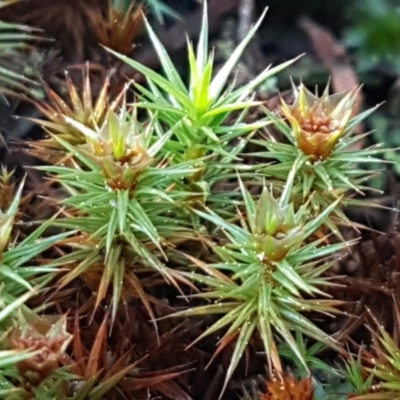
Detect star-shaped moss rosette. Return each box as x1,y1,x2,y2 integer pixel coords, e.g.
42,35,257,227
347,307,400,400
106,2,298,166
0,308,79,399
0,288,48,399
253,82,387,236
37,104,204,323
281,83,357,161
88,1,143,56
27,67,125,166
71,108,154,191
242,372,315,400
165,178,354,397
342,349,374,398
99,1,297,220
8,311,72,388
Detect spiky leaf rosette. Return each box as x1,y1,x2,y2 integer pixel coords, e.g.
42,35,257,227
0,308,77,400
342,349,374,397
107,2,298,166
88,0,143,56
253,82,387,236
0,168,73,306
0,169,73,397
348,306,400,400
38,105,203,322
7,309,72,386
167,178,354,397
0,288,48,400
28,67,124,160
102,1,290,217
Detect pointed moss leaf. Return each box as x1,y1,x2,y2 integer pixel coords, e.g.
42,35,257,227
128,199,161,250
257,282,274,362
107,50,193,111
220,319,257,398
238,176,256,231
196,0,208,71
279,154,308,207
209,7,268,101
105,207,119,258
111,257,125,322
201,100,261,119
229,56,302,104
4,230,74,268
303,196,342,239
87,364,135,400
58,249,102,288
0,289,35,322
117,190,129,234
142,16,187,92
269,304,309,371
224,299,257,335
281,306,336,347
0,264,33,291
272,269,301,297
275,258,315,294
50,136,101,171
0,349,39,369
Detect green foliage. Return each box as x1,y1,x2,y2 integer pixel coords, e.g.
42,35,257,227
166,179,353,395
0,1,40,95
107,3,296,161
37,103,204,323
343,351,374,396
366,112,400,190
144,0,180,23
113,0,180,24
0,0,394,398
106,1,296,219
0,170,76,399
345,0,400,72
0,174,73,305
253,85,386,235
278,331,333,376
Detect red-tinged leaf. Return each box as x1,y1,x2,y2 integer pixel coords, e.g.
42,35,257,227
125,270,159,340
206,329,239,369
103,353,133,380
153,381,192,400
220,319,257,399
73,311,84,364
121,366,188,391
86,313,108,378
87,363,137,400
182,252,233,284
